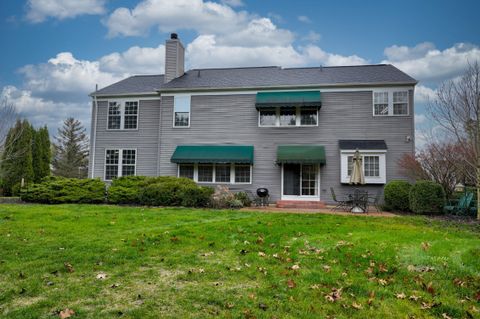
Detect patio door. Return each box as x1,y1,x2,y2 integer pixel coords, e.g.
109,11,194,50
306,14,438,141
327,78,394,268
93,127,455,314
282,163,320,200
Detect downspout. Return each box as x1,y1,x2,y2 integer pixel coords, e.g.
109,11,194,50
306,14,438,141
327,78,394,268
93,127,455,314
91,88,99,178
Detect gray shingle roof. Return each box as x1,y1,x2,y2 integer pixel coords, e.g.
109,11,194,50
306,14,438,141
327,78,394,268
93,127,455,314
91,64,416,96
92,75,164,96
338,140,388,150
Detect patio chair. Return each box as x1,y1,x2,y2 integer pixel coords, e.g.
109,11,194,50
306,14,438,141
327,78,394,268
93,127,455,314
330,187,353,211
443,192,473,215
368,190,383,212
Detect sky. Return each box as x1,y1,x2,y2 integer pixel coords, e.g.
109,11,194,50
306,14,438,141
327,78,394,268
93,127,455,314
0,0,479,145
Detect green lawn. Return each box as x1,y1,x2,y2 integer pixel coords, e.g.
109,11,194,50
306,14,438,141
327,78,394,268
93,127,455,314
0,205,479,318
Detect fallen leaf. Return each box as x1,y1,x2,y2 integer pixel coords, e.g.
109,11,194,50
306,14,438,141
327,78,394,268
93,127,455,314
409,295,420,301
352,302,363,310
287,279,296,289
421,242,431,251
96,273,107,280
225,302,234,309
291,264,300,271
453,278,465,287
395,292,406,299
170,236,179,242
441,313,452,319
310,284,320,290
425,282,435,295
258,252,266,257
323,265,331,272
258,303,268,311
256,237,264,245
64,262,74,273
379,264,388,273
200,251,214,257
59,308,75,318
475,291,480,301
378,279,388,286
324,288,342,302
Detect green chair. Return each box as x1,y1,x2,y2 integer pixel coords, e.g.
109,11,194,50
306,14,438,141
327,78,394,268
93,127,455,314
443,192,473,215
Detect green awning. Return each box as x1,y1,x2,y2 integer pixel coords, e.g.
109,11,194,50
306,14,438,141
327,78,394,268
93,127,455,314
276,145,326,164
255,91,321,109
171,145,254,164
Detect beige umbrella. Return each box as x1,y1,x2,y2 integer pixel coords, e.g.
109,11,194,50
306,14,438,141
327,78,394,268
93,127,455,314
349,149,365,185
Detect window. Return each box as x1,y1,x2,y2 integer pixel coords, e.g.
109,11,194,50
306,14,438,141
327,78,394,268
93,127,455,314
108,102,121,129
107,100,138,130
300,109,318,126
393,91,408,115
174,95,191,127
198,164,213,182
215,164,231,183
373,92,389,116
341,151,386,184
179,164,194,179
124,102,138,129
279,108,296,126
177,163,252,184
373,90,409,116
235,165,251,183
259,109,276,126
259,106,318,127
105,149,136,180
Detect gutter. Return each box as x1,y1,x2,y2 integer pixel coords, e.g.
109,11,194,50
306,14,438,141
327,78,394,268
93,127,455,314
91,94,99,178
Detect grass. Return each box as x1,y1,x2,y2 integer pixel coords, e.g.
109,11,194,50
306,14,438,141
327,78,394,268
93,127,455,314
0,204,479,319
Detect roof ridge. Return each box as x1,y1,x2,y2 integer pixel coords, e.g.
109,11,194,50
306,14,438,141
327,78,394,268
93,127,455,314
188,66,280,71
282,64,389,70
130,74,164,77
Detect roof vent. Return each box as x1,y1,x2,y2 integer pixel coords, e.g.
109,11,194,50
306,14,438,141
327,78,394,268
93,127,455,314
170,33,178,39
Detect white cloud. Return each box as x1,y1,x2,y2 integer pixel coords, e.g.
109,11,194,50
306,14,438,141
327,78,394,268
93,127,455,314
99,45,165,74
414,113,427,125
105,0,249,38
186,35,368,69
221,0,244,7
0,86,91,134
26,0,106,23
415,85,436,103
383,42,480,83
302,31,321,43
298,15,311,23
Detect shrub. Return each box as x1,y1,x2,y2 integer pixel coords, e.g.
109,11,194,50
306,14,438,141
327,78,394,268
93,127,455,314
234,191,252,207
409,180,446,214
107,176,149,204
180,185,214,207
384,180,411,211
21,176,105,204
210,185,243,209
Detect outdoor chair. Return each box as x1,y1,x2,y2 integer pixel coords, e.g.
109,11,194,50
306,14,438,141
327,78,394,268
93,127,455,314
443,192,473,215
368,190,383,212
330,187,353,211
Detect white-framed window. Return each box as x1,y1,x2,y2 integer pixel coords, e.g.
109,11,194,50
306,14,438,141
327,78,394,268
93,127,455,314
373,89,409,116
173,95,191,127
341,150,386,184
177,163,252,184
105,149,136,181
107,100,139,130
259,107,318,127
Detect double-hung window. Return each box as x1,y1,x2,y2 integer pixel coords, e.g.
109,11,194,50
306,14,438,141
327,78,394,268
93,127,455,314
177,163,252,184
342,151,386,184
259,107,318,127
174,95,191,127
105,149,136,180
107,100,138,130
373,90,409,116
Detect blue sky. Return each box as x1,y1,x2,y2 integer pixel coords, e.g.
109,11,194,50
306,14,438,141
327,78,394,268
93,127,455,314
0,0,479,143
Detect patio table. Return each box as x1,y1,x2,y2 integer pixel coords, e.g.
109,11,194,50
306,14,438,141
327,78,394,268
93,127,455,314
348,189,369,213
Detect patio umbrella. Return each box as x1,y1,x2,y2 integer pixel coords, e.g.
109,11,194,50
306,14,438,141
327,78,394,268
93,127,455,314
349,149,365,185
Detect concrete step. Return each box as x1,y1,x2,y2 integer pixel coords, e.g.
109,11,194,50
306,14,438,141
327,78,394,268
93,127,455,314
276,200,327,209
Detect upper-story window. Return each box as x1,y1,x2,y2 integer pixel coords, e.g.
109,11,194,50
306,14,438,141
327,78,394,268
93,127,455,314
373,90,409,116
107,101,138,130
259,107,318,127
174,95,191,127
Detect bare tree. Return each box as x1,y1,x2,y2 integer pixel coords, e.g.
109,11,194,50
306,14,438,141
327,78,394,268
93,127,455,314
427,61,480,219
0,99,20,163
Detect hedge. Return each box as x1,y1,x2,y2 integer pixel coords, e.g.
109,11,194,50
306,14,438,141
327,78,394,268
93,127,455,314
384,180,411,211
409,180,446,214
20,176,106,204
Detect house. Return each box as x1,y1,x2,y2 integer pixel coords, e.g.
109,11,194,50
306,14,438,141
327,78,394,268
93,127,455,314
89,33,417,207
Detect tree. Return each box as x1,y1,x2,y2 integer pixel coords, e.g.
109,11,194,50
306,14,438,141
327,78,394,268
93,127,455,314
32,126,51,182
0,120,34,194
427,61,480,219
0,99,20,163
52,118,89,178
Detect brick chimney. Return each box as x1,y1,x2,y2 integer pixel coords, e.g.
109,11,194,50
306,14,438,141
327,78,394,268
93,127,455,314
164,33,185,83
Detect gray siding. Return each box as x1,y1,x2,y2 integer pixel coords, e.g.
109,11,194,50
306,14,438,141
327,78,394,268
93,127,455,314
91,99,161,179
158,91,414,203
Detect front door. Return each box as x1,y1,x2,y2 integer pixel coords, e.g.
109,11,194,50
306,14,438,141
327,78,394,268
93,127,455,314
282,164,320,200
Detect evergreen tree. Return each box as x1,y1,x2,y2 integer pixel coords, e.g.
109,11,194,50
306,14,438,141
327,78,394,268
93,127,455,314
0,120,34,194
32,126,51,182
52,118,89,178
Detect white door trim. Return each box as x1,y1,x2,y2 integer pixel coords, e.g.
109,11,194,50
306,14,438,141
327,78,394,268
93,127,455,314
280,163,321,201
